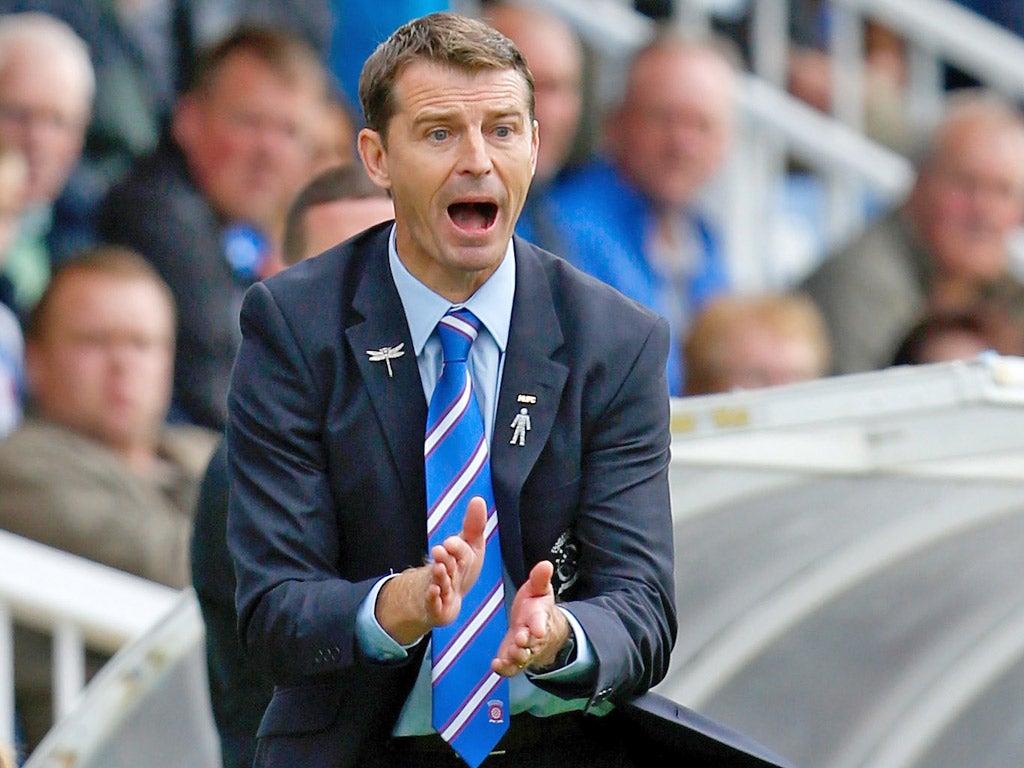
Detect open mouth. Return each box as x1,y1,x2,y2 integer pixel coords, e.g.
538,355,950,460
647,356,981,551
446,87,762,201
448,201,498,233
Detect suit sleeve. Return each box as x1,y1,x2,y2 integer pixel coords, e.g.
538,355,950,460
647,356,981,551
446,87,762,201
572,313,676,707
226,281,378,679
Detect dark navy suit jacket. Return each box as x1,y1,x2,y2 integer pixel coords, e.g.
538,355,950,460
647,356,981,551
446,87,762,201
226,223,789,767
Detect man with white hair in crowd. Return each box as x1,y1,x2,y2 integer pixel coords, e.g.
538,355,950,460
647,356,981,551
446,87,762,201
800,90,1024,374
0,12,93,317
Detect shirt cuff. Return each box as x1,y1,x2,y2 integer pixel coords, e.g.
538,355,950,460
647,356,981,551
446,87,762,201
355,574,424,661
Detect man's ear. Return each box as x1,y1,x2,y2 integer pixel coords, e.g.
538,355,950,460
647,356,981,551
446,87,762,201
358,128,392,192
602,106,624,157
531,118,539,178
171,95,200,154
23,340,45,402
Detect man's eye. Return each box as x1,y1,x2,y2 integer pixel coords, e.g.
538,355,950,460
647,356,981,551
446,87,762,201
429,128,449,141
495,126,512,138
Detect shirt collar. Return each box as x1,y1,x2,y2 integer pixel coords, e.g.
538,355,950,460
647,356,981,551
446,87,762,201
388,224,515,355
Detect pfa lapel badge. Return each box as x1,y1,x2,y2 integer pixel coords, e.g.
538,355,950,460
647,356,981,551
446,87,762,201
366,343,405,378
511,394,537,446
510,406,532,446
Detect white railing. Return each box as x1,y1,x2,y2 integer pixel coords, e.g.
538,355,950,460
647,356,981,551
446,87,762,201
522,0,1024,290
828,0,1024,127
23,589,219,768
517,0,916,291
728,0,1024,282
0,530,179,748
723,74,914,288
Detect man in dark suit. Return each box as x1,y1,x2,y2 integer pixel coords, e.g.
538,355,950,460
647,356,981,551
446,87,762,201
227,11,789,768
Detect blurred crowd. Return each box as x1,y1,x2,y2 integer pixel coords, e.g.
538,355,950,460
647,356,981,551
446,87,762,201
2,0,1024,764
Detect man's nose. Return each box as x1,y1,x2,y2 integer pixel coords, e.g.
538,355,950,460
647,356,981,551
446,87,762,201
457,131,492,176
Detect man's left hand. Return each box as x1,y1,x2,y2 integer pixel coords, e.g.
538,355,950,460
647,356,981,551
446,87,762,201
491,560,571,676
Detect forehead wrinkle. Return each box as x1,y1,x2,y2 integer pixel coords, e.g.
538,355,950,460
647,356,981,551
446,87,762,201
411,101,528,129
398,67,530,122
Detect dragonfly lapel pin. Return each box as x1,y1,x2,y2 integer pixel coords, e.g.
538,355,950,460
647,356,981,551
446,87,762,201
366,343,405,378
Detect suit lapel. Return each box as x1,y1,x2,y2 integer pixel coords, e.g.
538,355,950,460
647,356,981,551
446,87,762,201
347,235,427,516
492,240,569,585
343,235,568,583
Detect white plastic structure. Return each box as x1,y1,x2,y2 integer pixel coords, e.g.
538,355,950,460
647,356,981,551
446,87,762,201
0,530,179,748
658,355,1024,768
22,590,219,768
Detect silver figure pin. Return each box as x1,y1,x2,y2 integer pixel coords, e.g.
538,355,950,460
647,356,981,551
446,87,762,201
366,343,405,377
509,407,531,446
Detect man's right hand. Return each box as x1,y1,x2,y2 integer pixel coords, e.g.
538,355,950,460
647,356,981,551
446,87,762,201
375,496,488,645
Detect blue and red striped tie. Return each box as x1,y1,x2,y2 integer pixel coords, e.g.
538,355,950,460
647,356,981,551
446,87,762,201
425,307,509,767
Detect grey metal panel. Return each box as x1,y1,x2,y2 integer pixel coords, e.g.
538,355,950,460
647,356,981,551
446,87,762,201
658,359,1024,768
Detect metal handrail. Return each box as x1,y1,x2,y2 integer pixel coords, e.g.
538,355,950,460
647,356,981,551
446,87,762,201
834,0,1024,100
522,0,1024,289
0,530,178,747
516,0,916,289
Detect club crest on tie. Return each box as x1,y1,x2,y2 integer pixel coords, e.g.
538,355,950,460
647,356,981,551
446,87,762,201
487,698,506,724
366,343,405,377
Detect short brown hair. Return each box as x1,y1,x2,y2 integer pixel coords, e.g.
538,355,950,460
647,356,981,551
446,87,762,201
187,24,328,99
358,11,534,140
684,292,831,395
282,163,390,265
27,246,176,342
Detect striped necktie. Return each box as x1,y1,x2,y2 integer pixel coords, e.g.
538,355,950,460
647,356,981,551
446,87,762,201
425,307,510,766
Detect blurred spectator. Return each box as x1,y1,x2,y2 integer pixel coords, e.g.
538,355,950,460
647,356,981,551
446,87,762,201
326,1,450,109
192,0,333,57
799,90,1024,375
893,311,1003,366
308,92,357,176
0,12,93,317
281,162,394,265
0,246,219,751
549,28,740,395
0,144,28,439
0,1,200,263
482,0,585,254
0,0,338,260
792,19,910,153
684,291,831,395
255,94,358,278
0,143,27,307
97,25,329,430
892,283,1024,365
191,163,392,768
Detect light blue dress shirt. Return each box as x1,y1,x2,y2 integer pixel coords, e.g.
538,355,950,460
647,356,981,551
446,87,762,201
355,226,600,735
